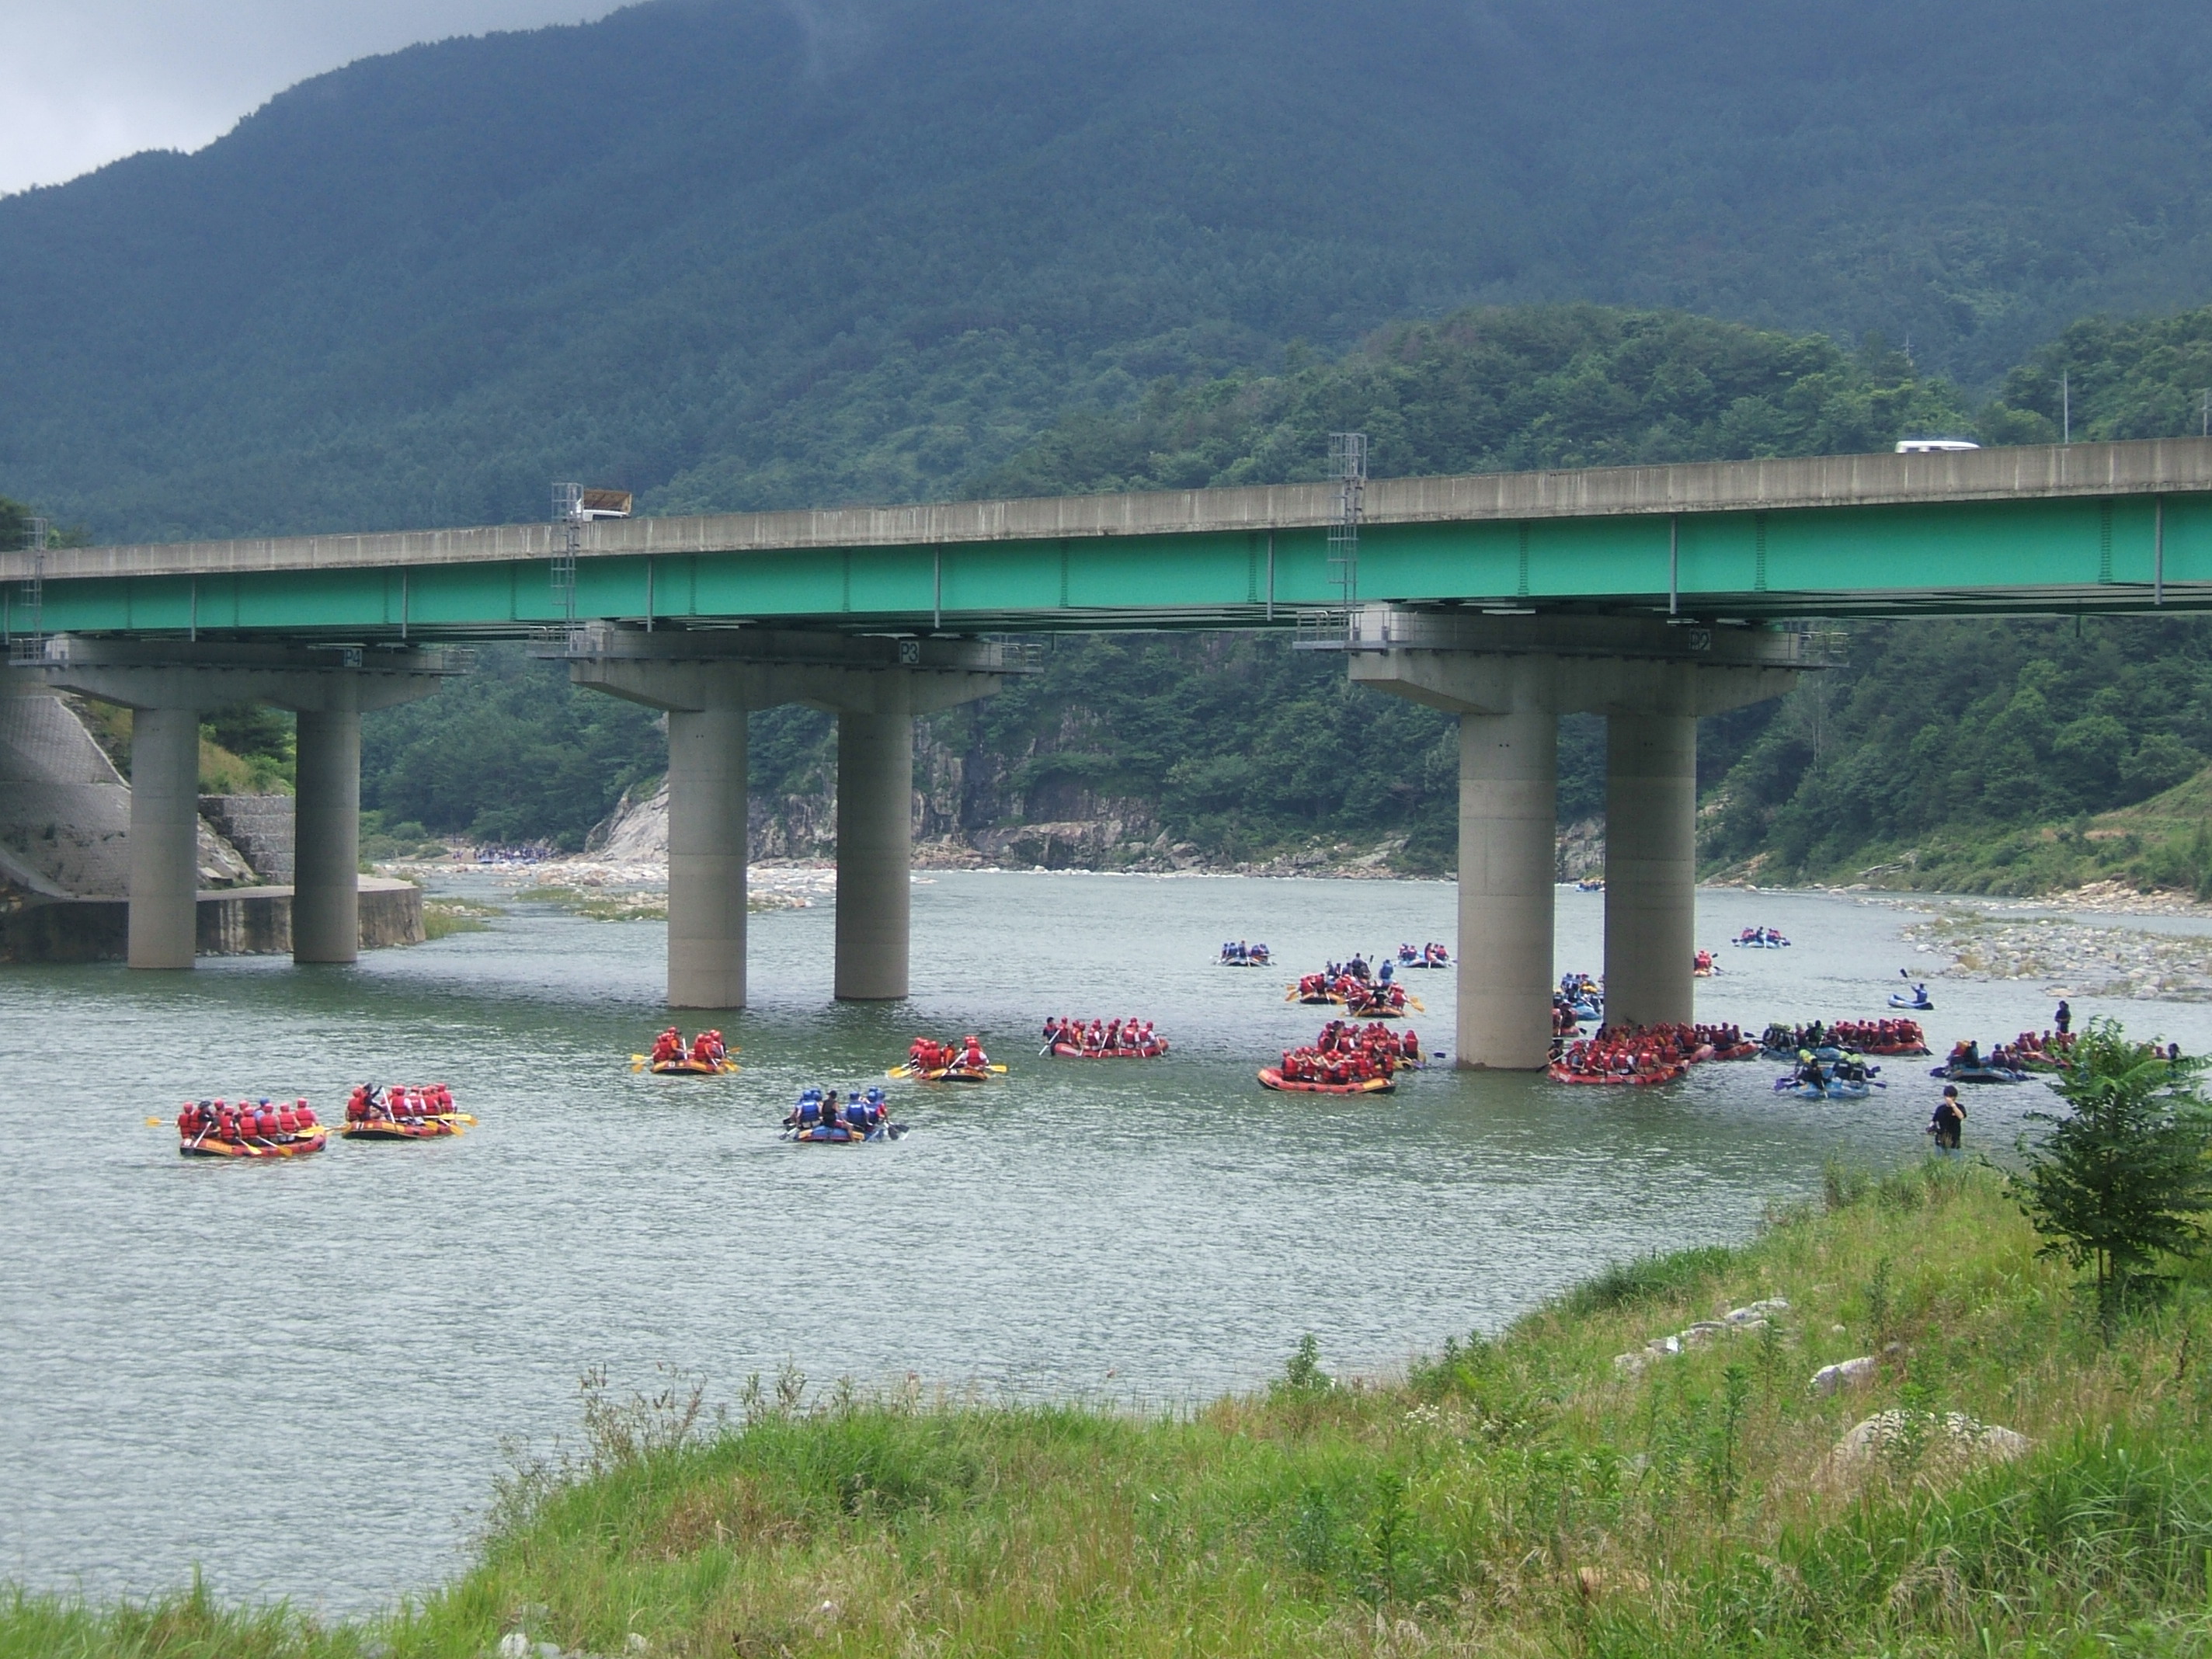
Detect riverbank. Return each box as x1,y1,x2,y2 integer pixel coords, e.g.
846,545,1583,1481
15,1160,2211,1657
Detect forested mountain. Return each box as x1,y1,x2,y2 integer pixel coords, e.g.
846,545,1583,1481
8,0,2212,543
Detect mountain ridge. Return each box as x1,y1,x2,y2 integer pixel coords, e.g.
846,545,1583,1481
9,0,2212,543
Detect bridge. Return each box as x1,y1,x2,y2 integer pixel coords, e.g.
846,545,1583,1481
7,437,2210,1067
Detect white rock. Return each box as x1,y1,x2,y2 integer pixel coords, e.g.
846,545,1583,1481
498,1637,530,1659
1725,1298,1789,1323
1810,1356,1878,1395
537,1645,564,1659
1612,1351,1649,1375
1680,1321,1725,1347
1730,1317,1769,1334
1645,1334,1682,1357
1829,1410,2030,1473
628,1640,650,1656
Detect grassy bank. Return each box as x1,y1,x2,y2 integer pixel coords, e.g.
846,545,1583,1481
15,1162,2212,1657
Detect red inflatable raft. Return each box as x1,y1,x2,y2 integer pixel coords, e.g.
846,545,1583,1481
176,1101,327,1159
1546,1062,1688,1087
1257,1067,1396,1096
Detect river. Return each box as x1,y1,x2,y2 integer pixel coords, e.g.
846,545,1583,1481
4,872,2208,1612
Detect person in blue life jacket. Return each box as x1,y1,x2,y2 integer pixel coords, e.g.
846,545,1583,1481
1379,960,1394,984
2055,1000,2073,1035
843,1094,869,1132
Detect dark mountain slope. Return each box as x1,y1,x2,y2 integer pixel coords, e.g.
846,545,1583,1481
5,0,2212,541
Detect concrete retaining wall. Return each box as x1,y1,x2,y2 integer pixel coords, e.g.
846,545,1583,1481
0,878,423,964
200,794,294,882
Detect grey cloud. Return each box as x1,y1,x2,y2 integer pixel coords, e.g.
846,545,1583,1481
0,0,621,196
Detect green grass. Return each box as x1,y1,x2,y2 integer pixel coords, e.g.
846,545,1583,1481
16,1163,2212,1657
419,899,499,941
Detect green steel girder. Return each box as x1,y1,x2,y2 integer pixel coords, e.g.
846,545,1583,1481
12,486,2212,644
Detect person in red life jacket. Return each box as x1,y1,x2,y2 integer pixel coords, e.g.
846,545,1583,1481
276,1103,298,1136
651,1027,684,1066
689,1030,719,1067
295,1101,318,1130
959,1035,989,1070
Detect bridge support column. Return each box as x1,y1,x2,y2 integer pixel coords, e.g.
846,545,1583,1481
667,706,752,1010
834,678,913,1001
126,707,203,969
565,628,1010,1012
1348,609,1806,1067
293,710,363,963
1603,709,1698,1029
1456,673,1560,1069
32,638,460,971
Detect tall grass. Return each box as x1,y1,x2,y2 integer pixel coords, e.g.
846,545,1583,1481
13,1162,2212,1657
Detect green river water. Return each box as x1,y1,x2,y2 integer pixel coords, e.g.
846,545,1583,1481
5,871,2205,1612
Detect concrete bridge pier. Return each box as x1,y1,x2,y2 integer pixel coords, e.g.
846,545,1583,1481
566,628,1007,1010
124,708,203,969
1602,702,1699,1030
293,709,364,963
30,638,457,969
668,705,753,1010
1349,610,1803,1067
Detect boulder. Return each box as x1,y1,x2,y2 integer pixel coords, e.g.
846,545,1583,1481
1725,1298,1789,1324
1810,1355,1878,1395
1828,1410,2029,1476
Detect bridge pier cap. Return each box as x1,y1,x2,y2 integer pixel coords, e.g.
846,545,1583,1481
562,624,1010,1010
1348,608,1801,1068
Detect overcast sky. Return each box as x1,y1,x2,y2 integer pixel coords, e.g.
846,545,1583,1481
0,0,622,197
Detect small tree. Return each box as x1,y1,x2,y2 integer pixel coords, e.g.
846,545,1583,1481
2012,1017,2212,1335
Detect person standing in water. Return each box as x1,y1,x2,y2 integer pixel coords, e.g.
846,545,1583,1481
1929,1085,1965,1153
2055,1000,2073,1035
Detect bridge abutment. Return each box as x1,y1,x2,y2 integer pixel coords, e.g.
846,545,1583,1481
1348,610,1803,1067
565,627,1009,1010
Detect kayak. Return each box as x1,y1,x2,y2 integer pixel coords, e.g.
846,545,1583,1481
1546,1063,1686,1087
1560,1000,1602,1023
181,1128,328,1160
1257,1067,1395,1095
645,1056,740,1076
1708,1042,1762,1062
786,1121,906,1143
1733,937,1791,948
1776,1078,1876,1101
342,1115,464,1141
1860,1039,1932,1057
1048,1042,1170,1059
1888,993,1935,1010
